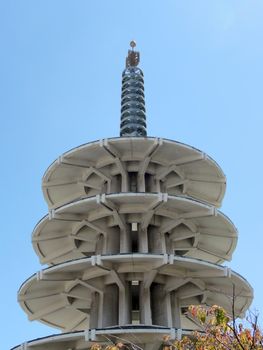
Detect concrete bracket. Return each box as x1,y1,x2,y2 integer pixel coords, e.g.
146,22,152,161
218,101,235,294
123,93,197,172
169,328,176,340
48,209,55,220
84,329,90,341
58,155,63,164
96,255,102,265
224,267,232,278
212,207,218,216
176,329,182,340
36,270,43,281
101,193,106,203
162,193,168,202
163,253,169,264
96,194,101,204
91,255,96,266
168,254,175,264
84,329,96,341
90,329,97,340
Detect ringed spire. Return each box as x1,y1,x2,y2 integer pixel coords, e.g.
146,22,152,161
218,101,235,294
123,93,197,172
120,41,147,137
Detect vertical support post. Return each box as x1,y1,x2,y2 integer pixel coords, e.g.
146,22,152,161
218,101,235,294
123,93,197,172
119,282,130,325
140,284,152,325
120,227,131,253
171,293,181,329
139,226,148,253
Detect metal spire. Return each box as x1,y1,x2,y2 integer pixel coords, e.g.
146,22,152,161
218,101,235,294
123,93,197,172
120,41,147,137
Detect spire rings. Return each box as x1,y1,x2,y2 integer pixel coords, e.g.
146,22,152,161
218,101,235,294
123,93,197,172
120,56,147,137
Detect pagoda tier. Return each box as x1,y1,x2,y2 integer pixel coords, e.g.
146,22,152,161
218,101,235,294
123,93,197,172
42,137,226,209
18,255,252,331
11,328,194,350
33,193,237,265
14,43,253,350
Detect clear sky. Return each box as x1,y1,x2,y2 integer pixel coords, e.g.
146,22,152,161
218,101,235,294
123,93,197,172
1,1,263,349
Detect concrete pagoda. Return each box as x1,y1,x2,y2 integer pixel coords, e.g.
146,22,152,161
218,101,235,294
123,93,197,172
13,42,253,350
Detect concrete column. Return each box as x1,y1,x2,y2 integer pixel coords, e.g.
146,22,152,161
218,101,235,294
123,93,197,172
165,233,172,254
138,174,145,192
95,234,104,255
119,281,131,325
140,284,152,325
145,173,155,192
148,229,166,254
151,283,170,326
121,172,128,192
111,175,122,193
155,179,161,192
89,292,100,328
171,292,181,328
120,227,131,253
165,292,173,327
105,228,120,254
138,227,148,253
102,285,119,327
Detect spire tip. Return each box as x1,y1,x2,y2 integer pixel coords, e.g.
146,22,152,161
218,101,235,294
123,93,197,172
126,41,140,68
130,40,136,49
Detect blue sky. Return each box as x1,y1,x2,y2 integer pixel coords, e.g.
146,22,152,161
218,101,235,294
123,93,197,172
1,1,263,348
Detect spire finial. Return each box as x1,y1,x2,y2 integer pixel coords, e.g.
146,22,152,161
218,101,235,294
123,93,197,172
130,40,136,49
120,42,147,137
126,40,140,68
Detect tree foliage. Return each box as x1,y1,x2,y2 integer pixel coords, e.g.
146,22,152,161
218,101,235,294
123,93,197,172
90,305,263,350
164,305,263,350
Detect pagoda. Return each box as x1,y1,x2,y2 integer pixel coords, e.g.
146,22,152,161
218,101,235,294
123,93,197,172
13,42,253,350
